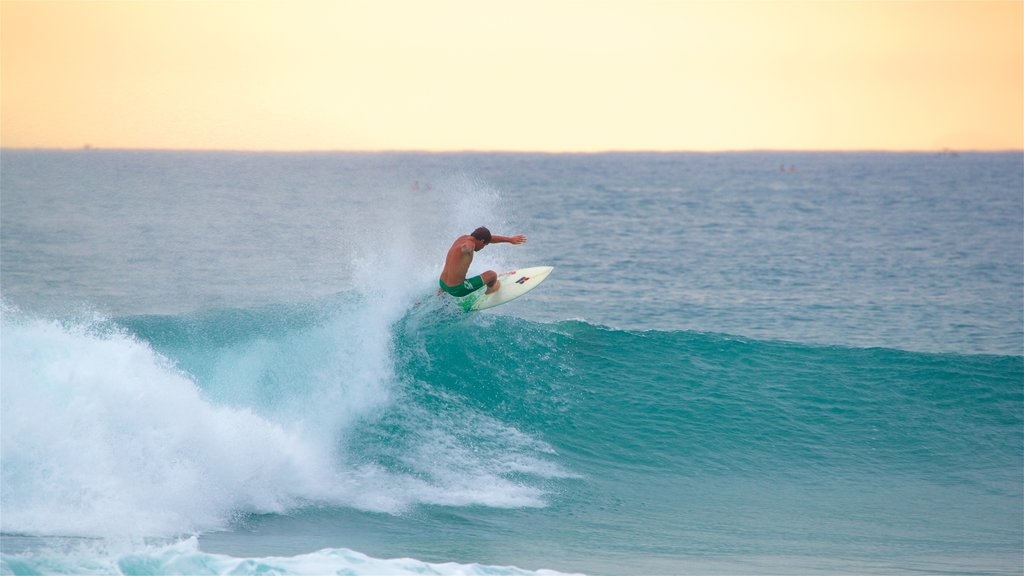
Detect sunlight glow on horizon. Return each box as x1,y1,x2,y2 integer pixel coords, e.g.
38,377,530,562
2,1,1021,152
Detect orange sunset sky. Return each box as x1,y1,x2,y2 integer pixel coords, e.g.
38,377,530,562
2,0,1021,152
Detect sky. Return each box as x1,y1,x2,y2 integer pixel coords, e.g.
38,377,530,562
2,0,1021,152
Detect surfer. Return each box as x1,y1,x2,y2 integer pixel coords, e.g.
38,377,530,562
440,227,526,297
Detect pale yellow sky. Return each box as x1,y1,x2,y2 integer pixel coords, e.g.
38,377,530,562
2,0,1021,151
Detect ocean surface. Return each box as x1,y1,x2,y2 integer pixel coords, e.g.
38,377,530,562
1,150,1021,575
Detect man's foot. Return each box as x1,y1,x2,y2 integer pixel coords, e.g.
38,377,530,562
485,280,500,295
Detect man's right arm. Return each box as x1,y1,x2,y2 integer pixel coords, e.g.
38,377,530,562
491,234,527,245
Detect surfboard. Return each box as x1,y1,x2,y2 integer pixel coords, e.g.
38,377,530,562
458,266,554,311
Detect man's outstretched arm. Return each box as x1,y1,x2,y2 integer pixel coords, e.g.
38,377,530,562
490,234,527,245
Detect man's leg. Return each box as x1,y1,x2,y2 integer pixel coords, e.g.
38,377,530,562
482,270,500,294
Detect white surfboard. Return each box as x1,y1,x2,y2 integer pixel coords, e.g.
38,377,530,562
458,266,554,311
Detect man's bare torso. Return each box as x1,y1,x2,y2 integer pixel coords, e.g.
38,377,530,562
440,235,476,286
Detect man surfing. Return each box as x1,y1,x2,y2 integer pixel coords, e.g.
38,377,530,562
439,227,527,297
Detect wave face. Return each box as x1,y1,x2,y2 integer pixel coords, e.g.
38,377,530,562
3,298,1021,574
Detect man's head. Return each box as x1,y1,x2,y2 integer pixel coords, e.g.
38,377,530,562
470,227,492,249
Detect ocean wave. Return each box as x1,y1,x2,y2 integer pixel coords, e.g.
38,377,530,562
2,296,1021,573
0,299,572,539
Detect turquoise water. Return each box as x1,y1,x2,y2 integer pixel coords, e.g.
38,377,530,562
2,151,1022,575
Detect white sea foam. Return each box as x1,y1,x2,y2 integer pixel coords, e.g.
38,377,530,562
0,309,330,537
0,537,584,576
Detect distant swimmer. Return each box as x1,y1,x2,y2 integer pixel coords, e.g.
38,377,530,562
439,227,526,297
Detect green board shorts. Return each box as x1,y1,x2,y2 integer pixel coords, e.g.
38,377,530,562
439,275,485,297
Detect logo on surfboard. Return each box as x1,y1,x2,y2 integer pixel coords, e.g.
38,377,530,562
515,276,530,284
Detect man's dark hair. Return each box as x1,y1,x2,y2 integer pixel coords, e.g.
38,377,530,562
471,227,492,243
